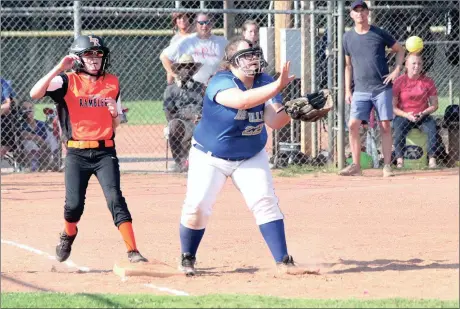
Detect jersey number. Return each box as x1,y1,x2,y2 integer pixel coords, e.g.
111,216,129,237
242,123,264,136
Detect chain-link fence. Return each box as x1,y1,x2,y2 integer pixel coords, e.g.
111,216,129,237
342,0,460,171
1,0,458,174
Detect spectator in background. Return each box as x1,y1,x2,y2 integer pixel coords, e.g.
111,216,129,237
170,12,194,46
20,101,59,171
1,78,17,158
339,0,405,177
163,54,204,172
241,20,259,46
160,13,227,86
165,12,195,84
392,53,439,169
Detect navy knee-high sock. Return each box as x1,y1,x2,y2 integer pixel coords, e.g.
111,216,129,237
180,224,205,257
259,219,288,262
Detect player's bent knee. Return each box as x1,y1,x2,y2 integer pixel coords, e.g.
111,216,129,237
64,203,84,223
180,203,211,230
249,196,284,226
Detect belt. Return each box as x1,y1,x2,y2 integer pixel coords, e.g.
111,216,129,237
67,140,114,149
193,143,248,161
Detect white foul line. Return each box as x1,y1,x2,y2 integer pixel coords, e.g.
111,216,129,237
144,283,189,296
1,238,190,296
1,238,91,272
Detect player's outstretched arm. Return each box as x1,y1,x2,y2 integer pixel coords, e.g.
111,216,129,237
30,55,79,100
264,103,290,129
216,61,295,110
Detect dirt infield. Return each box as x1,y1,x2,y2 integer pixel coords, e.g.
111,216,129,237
1,168,459,299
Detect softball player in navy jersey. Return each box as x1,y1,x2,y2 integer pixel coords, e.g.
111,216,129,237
178,37,319,276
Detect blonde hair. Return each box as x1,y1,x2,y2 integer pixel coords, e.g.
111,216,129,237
241,20,259,33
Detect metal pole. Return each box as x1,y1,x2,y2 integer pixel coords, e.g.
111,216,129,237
337,0,345,170
327,0,335,164
73,1,81,39
310,0,318,157
294,1,299,28
224,0,235,38
449,79,453,106
300,0,312,155
175,1,181,8
200,1,205,9
268,1,273,27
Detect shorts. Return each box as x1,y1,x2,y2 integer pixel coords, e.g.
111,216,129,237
350,88,394,122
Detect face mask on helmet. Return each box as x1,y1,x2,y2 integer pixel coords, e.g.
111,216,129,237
230,47,267,77
69,35,110,77
74,48,110,77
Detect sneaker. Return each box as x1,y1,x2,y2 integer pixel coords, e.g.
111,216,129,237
429,157,437,169
338,163,362,176
128,250,148,263
382,164,395,177
55,228,78,262
276,255,320,275
179,252,196,276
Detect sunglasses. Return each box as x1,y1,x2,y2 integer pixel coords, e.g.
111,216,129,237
197,20,211,25
82,50,105,57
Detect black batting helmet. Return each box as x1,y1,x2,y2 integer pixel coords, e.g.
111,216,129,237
69,35,110,77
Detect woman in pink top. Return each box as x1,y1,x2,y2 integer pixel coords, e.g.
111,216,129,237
392,53,439,168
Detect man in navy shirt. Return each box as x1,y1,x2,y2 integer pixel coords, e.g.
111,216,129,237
339,0,405,177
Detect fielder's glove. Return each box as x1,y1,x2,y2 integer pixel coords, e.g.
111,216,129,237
284,89,334,122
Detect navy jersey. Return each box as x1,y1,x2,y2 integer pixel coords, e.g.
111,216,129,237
193,71,282,160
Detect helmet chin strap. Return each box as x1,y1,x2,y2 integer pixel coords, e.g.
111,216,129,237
235,59,260,77
239,67,257,77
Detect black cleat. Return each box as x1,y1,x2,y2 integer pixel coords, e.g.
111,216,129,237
179,252,196,276
276,254,320,275
55,228,78,262
128,250,148,263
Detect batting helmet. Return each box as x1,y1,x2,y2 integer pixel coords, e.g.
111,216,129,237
69,35,110,77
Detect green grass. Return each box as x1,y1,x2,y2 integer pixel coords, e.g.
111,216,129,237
32,96,457,127
436,96,458,117
34,100,166,125
276,164,339,177
1,293,458,308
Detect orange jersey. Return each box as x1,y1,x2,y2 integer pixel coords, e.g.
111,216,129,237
46,72,120,142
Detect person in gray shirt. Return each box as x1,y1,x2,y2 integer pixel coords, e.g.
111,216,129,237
339,0,405,177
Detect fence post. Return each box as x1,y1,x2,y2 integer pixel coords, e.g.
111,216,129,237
73,1,82,39
294,1,300,28
337,0,345,170
310,0,318,157
224,0,235,38
327,0,335,164
300,0,312,155
275,0,292,74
